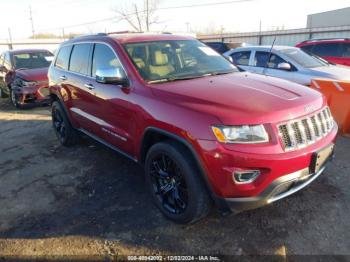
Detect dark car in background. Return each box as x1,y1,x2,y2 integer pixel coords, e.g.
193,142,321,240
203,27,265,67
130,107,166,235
0,49,54,108
205,42,231,54
296,38,350,66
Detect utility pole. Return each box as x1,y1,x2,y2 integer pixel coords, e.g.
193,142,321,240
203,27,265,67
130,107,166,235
8,28,13,50
61,28,65,40
29,5,35,38
258,20,262,45
146,0,149,32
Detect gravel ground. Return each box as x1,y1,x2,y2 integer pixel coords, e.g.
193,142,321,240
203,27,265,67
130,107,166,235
0,97,349,261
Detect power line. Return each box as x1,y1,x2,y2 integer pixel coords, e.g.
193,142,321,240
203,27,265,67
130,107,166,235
37,0,253,32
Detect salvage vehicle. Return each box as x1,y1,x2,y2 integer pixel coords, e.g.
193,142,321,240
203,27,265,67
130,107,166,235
0,49,54,108
296,38,350,67
224,46,350,86
49,33,337,223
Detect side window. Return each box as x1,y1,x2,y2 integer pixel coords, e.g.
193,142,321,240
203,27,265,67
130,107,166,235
92,43,124,77
254,51,287,69
55,45,72,70
312,43,341,57
341,43,350,58
69,44,92,75
300,45,313,54
230,51,251,65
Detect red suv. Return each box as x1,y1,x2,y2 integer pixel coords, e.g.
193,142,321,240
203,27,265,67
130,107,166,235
0,49,54,108
296,38,350,66
49,33,338,223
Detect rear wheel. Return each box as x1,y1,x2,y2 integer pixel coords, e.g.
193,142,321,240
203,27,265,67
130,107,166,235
51,101,79,146
145,141,212,224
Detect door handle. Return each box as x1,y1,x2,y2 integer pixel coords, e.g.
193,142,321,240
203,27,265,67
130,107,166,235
84,83,95,90
60,75,67,80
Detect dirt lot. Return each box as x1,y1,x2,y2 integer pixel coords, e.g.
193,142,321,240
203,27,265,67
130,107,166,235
0,97,349,261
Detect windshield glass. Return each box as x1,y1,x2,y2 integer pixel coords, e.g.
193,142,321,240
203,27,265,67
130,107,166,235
13,51,54,70
279,48,327,68
124,40,238,83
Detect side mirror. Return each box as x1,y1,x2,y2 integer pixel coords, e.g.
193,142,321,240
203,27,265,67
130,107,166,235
96,67,129,86
277,62,291,71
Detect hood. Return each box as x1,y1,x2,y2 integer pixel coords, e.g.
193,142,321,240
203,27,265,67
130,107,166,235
150,72,325,125
308,65,350,81
15,67,49,82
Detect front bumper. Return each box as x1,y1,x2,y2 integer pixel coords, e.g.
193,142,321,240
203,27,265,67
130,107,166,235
13,85,50,106
224,162,330,213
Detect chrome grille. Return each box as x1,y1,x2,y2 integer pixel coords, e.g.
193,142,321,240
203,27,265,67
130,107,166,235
278,107,334,151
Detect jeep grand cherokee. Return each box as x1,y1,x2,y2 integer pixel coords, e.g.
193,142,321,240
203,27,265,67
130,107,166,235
48,33,337,223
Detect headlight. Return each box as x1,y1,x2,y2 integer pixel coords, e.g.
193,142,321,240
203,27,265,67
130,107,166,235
13,77,37,88
212,125,269,143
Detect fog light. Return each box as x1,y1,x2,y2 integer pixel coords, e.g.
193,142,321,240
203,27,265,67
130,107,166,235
233,170,260,184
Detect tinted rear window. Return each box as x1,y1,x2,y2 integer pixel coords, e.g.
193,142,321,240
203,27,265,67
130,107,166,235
312,43,342,57
55,45,72,70
300,45,313,54
69,44,92,75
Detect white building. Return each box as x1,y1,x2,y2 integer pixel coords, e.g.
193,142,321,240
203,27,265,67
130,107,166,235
307,7,350,28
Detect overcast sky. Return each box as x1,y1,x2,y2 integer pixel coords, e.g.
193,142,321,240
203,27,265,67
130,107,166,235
0,0,349,39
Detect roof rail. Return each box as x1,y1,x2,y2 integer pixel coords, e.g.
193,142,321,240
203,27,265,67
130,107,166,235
107,31,141,35
302,38,350,43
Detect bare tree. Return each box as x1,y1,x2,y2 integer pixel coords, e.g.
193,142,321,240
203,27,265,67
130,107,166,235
113,0,161,32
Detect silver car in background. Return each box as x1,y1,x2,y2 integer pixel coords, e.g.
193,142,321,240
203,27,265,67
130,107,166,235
224,46,350,86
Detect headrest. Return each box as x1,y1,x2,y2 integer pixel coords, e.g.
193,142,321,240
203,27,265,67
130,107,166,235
152,51,169,66
133,58,145,69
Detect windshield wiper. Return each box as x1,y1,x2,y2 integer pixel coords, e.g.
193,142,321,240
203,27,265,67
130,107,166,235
148,75,209,84
205,71,234,76
148,71,235,84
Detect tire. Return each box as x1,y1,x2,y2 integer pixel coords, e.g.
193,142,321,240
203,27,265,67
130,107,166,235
10,88,21,108
145,141,212,224
51,101,79,146
0,87,7,98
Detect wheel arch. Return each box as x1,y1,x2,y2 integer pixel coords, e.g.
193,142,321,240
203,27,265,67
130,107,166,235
140,127,231,214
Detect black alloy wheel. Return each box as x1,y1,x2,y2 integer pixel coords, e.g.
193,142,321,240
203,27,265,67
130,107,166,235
150,153,188,214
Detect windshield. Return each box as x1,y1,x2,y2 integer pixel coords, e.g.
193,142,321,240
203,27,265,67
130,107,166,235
13,51,54,70
279,48,327,68
124,40,238,83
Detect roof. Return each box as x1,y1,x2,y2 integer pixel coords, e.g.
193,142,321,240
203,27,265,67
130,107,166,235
66,33,195,45
232,45,298,52
300,38,350,44
9,49,52,55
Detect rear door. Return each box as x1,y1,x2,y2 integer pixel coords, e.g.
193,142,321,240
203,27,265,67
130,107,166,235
64,43,103,134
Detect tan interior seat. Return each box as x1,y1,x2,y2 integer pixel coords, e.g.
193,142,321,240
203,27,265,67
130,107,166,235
133,58,146,70
149,51,174,77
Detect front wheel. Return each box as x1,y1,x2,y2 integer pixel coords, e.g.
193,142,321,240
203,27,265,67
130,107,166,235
10,89,21,108
145,141,212,224
51,101,79,146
